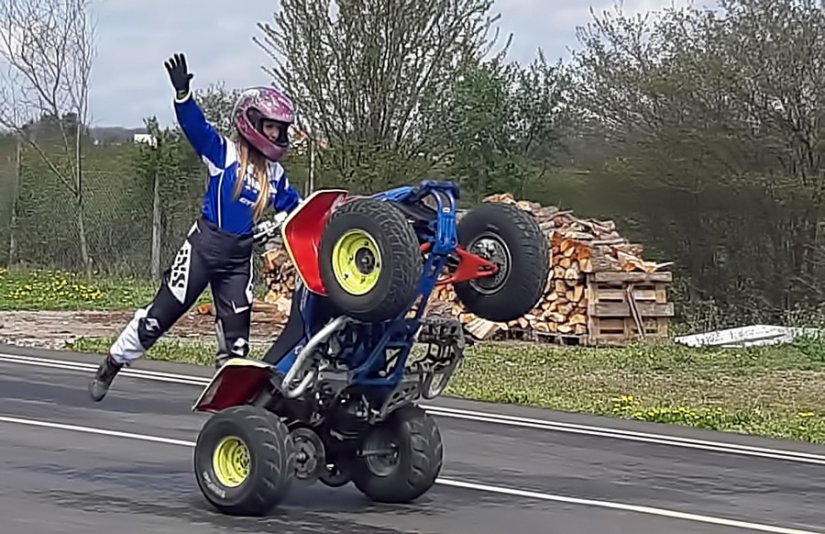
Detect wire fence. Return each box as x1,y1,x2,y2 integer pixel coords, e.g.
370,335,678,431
0,136,318,292
2,140,211,279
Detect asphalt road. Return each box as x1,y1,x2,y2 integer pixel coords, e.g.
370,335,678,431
1,344,824,534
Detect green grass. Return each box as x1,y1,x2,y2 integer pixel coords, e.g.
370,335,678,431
66,334,825,445
0,267,213,311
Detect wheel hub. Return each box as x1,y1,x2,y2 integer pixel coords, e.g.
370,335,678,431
467,233,511,294
354,247,376,274
291,428,326,480
331,229,383,295
212,436,250,488
361,429,400,477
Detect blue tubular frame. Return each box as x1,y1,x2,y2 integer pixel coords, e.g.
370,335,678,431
275,180,463,395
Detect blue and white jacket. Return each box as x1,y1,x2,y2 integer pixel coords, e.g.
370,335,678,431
174,92,302,236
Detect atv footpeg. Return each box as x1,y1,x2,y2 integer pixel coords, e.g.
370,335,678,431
370,375,421,424
414,316,467,400
416,316,467,349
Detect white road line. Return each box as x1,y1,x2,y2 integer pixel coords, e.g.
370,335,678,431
0,413,819,534
3,352,825,465
436,478,822,534
425,408,825,465
0,415,195,446
0,353,208,384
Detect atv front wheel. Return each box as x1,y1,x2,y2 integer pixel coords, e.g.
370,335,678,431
320,198,422,322
454,202,549,323
194,405,296,516
352,405,443,503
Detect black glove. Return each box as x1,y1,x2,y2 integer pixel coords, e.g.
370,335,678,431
164,53,193,99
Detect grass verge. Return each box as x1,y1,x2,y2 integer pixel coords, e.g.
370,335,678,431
66,334,825,445
0,267,212,311
0,267,277,311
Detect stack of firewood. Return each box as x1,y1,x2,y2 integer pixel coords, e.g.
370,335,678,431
258,193,671,341
427,193,671,340
260,248,298,322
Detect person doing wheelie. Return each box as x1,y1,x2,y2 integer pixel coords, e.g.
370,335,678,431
88,52,302,401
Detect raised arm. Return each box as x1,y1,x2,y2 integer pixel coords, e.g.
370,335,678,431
164,53,225,173
174,93,225,170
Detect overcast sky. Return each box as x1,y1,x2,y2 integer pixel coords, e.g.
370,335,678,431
86,0,697,128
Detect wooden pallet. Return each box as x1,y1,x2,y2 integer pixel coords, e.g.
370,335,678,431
585,271,673,346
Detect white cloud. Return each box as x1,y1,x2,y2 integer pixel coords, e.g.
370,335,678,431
81,0,698,127
85,0,280,127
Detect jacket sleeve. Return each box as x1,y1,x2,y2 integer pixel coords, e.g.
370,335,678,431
271,164,302,213
173,91,226,176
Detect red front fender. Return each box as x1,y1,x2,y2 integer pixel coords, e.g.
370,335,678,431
280,189,349,295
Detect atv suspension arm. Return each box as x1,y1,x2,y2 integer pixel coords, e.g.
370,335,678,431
419,242,499,285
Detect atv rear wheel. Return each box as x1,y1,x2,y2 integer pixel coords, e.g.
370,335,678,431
352,405,443,503
320,198,422,322
194,405,296,516
454,202,549,323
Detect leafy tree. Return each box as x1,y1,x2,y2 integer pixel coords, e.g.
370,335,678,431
567,0,825,321
438,50,570,202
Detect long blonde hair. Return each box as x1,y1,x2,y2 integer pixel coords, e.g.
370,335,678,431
233,136,272,223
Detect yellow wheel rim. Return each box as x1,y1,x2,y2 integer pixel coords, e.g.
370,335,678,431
331,229,382,295
212,436,250,487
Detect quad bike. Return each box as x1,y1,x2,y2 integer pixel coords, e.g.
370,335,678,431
190,180,549,516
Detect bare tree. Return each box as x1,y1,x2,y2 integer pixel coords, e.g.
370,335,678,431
0,0,96,276
254,0,506,191
195,82,243,137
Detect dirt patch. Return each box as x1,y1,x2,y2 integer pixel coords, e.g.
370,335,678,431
0,309,285,350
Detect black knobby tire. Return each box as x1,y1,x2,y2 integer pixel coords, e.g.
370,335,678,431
352,405,443,503
454,202,549,323
194,405,296,516
320,198,422,322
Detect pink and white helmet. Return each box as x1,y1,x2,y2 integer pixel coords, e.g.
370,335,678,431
232,86,295,162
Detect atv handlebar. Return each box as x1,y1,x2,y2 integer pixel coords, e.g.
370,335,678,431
253,211,288,247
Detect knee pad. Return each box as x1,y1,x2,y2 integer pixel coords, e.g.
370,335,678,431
136,307,165,349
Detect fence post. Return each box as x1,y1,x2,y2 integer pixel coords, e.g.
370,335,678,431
151,163,161,280
8,139,21,265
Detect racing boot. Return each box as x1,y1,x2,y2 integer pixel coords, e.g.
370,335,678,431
88,354,124,402
215,352,230,369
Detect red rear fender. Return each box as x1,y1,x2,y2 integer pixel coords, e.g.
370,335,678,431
192,358,275,413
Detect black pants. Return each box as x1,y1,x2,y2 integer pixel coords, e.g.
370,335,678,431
109,218,255,364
